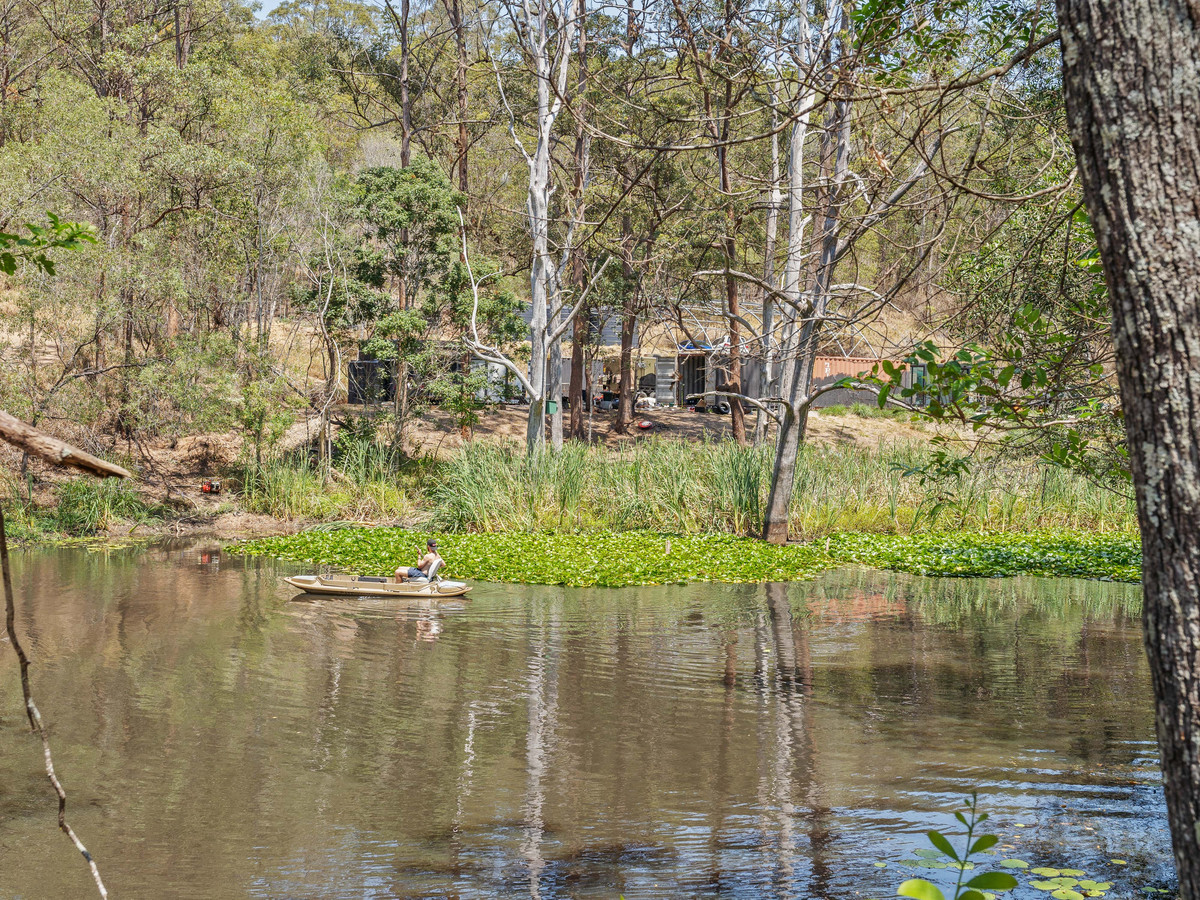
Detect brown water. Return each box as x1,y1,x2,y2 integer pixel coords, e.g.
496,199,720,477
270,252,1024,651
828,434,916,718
0,543,1170,899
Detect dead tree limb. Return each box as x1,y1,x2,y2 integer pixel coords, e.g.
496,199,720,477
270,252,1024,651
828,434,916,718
0,411,130,479
0,412,119,897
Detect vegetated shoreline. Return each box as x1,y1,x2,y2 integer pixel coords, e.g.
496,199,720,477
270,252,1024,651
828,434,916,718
230,528,1143,588
2,422,1140,583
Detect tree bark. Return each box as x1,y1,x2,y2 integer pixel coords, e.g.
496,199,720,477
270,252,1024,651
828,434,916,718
761,85,815,543
616,213,636,434
757,77,781,447
0,411,131,479
1056,1,1200,893
569,256,587,439
446,0,469,195
719,149,746,445
399,0,412,167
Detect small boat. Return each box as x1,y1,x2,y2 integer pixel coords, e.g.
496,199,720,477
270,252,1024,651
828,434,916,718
284,571,471,599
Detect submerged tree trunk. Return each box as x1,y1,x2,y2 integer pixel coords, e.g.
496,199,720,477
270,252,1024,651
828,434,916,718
1057,1,1200,893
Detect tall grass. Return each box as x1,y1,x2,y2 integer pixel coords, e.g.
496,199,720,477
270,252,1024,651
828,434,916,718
0,471,165,541
427,438,1137,537
237,443,418,522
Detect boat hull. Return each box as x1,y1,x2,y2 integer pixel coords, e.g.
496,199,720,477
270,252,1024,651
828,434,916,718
284,575,472,598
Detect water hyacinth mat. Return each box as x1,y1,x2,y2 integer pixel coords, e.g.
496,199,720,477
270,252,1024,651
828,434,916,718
230,529,1141,588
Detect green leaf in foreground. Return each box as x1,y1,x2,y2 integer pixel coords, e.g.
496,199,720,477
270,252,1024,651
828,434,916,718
898,880,947,900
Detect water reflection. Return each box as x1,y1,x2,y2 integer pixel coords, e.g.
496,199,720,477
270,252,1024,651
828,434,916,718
0,545,1168,899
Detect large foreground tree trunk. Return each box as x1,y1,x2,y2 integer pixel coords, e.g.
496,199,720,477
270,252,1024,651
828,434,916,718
1057,1,1200,894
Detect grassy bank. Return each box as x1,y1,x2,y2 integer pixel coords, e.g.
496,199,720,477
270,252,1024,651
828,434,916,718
2,474,166,543
2,434,1138,546
232,528,1142,587
427,439,1137,537
236,442,423,522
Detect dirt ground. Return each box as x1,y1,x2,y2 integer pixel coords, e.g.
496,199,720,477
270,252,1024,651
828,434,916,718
407,404,934,458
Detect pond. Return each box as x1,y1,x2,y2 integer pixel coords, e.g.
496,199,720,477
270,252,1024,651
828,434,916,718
0,543,1172,899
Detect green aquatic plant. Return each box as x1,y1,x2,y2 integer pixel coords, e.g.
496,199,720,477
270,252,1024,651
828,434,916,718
830,531,1141,582
230,528,1142,588
896,795,1018,900
230,528,835,588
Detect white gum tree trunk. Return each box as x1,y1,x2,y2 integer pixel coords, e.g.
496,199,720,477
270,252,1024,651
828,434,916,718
762,82,818,543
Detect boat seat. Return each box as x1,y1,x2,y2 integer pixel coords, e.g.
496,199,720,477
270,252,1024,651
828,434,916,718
426,558,443,581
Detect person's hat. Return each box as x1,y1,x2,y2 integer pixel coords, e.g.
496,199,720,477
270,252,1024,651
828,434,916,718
428,538,438,547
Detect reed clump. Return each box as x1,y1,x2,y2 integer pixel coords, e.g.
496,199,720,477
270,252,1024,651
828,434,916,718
426,438,1137,538
236,442,419,523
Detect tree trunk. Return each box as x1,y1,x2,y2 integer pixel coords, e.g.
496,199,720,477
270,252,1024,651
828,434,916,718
757,79,782,446
173,2,190,69
1057,1,1200,893
761,88,815,543
549,317,564,450
447,0,469,195
762,405,798,543
566,6,589,443
399,0,412,167
569,255,586,439
719,148,746,444
616,213,636,434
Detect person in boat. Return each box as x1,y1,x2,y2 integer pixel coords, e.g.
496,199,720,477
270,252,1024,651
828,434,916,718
396,539,442,581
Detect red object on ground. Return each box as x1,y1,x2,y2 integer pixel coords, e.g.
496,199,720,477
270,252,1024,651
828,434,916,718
637,420,654,430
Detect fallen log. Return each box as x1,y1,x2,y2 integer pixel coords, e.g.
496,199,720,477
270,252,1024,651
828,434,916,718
0,410,130,479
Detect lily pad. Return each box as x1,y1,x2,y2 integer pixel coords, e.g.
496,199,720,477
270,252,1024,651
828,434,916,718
1048,878,1080,888
1033,869,1063,877
1051,891,1085,900
1030,881,1060,891
999,860,1029,869
915,849,943,859
874,862,887,868
1111,860,1127,866
1060,870,1086,877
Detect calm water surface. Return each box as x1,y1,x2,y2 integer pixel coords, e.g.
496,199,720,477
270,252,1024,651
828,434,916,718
0,544,1170,898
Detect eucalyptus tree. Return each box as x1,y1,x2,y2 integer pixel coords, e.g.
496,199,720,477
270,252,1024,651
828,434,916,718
468,0,607,454
1056,0,1200,892
736,1,1062,542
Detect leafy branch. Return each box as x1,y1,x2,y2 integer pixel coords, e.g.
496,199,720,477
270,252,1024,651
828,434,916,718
897,795,1018,900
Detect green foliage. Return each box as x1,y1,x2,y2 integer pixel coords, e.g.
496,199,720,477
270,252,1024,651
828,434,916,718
830,531,1141,582
232,526,1142,587
235,443,419,523
235,378,298,466
896,795,1017,900
233,528,834,587
891,797,1144,900
426,440,1136,538
354,157,465,302
869,209,1127,487
53,478,164,534
0,213,96,276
